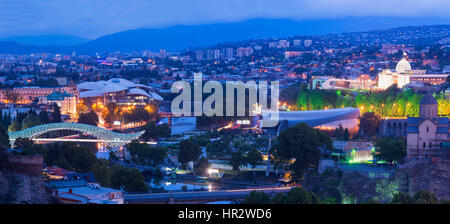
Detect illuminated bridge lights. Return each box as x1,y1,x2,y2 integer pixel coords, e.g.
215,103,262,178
8,123,144,148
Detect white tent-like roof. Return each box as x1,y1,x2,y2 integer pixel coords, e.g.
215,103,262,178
78,78,163,100
127,88,151,98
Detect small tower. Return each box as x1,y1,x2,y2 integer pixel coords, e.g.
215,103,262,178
419,92,438,120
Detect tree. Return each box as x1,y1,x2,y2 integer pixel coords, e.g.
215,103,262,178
78,111,99,126
206,140,229,155
374,138,406,164
13,137,34,149
375,179,400,203
359,112,380,138
0,111,11,128
178,139,201,170
230,151,246,174
194,157,210,176
141,121,171,140
8,120,21,132
334,124,345,139
283,187,320,204
391,192,412,204
0,123,10,149
412,190,438,204
246,148,262,176
271,192,287,204
343,128,350,141
50,103,62,123
123,107,153,123
127,140,167,166
148,146,167,167
391,191,439,204
244,191,272,204
110,165,147,192
274,123,332,180
38,111,51,124
21,113,42,130
109,151,119,161
91,160,112,187
103,102,120,124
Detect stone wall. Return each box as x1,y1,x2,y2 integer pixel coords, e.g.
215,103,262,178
4,155,43,176
397,160,450,200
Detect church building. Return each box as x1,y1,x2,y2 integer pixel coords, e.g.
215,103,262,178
406,93,450,160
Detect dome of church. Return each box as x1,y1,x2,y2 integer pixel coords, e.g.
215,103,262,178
420,93,438,105
395,58,412,73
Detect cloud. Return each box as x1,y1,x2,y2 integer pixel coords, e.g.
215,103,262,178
0,0,448,38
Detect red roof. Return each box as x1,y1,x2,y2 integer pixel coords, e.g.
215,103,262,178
44,166,73,177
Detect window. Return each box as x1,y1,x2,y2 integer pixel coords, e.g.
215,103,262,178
427,127,429,132
429,142,432,148
423,142,426,148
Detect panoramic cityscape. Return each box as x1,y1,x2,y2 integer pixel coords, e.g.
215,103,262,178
0,0,449,210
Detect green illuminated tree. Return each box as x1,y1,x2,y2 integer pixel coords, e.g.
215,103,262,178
391,192,412,204
375,179,400,203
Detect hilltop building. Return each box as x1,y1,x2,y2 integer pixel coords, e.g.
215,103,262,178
377,55,448,89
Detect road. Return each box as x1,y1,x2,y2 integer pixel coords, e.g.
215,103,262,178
124,186,292,204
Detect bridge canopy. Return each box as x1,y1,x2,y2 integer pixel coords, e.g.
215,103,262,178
8,123,144,148
260,107,361,135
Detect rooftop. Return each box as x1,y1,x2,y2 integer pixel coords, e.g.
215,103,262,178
420,93,438,105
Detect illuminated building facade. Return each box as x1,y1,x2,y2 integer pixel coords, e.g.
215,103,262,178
311,74,377,90
38,91,78,120
377,56,448,89
0,85,79,104
78,78,163,106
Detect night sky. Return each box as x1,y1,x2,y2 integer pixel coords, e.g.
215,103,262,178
0,0,449,38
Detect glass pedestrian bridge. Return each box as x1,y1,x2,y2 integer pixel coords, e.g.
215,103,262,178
260,107,361,135
8,123,145,148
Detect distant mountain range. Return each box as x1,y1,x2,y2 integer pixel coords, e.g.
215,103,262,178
0,17,449,54
1,35,90,46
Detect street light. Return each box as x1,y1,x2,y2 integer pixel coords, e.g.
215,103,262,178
406,102,411,117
